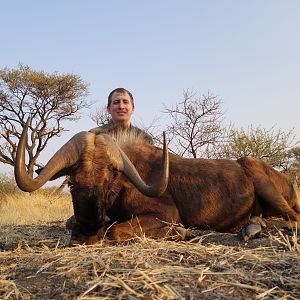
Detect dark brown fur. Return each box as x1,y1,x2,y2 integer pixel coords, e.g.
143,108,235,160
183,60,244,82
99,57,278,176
237,157,300,226
67,133,300,244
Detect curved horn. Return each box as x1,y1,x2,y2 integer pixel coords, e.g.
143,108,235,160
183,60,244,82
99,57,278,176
14,118,88,192
117,131,169,197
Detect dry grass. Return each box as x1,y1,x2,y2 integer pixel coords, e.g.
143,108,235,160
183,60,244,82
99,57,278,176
0,192,299,299
1,234,300,299
0,191,73,225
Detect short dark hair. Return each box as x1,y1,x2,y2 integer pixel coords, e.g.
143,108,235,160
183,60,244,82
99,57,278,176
107,88,134,108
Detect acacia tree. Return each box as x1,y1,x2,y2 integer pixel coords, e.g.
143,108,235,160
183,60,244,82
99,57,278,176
90,105,111,126
280,146,300,182
162,89,226,158
0,64,89,176
218,125,297,169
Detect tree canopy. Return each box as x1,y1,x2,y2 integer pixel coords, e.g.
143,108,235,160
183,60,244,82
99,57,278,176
218,125,297,169
0,64,89,175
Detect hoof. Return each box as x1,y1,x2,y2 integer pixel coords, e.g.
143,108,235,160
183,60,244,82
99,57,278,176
174,226,188,240
185,229,204,240
242,223,262,242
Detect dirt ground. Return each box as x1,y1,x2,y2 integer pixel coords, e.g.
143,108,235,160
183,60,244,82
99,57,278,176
0,219,299,299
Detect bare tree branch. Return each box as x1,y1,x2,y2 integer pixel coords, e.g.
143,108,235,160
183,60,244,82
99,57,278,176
90,105,111,126
162,89,226,158
0,64,89,175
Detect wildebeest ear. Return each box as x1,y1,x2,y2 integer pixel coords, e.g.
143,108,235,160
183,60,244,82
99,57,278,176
35,167,68,181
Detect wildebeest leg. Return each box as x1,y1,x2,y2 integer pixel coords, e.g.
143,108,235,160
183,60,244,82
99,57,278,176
66,215,77,230
253,179,300,228
238,157,300,228
107,215,187,242
242,215,267,241
69,217,114,246
66,214,113,231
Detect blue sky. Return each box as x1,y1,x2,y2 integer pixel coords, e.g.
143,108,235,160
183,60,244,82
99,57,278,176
1,1,300,173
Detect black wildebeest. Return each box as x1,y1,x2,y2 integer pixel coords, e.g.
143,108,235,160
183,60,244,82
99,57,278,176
15,120,300,245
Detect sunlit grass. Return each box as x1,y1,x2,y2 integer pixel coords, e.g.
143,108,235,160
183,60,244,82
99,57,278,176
0,191,73,225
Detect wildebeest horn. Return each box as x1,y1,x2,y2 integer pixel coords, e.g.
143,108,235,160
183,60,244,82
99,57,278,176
14,118,87,192
15,119,169,197
117,132,169,197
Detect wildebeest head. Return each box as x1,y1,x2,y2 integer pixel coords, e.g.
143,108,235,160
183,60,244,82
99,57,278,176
15,119,169,243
